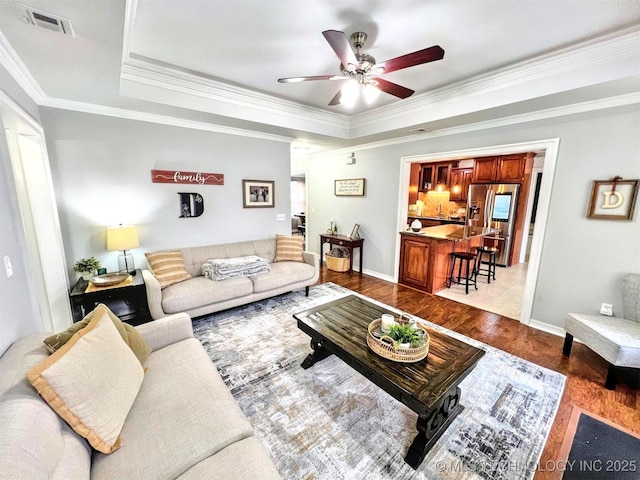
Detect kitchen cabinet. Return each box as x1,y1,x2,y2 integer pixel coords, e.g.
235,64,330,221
471,154,526,183
419,161,456,191
450,168,473,201
399,236,430,289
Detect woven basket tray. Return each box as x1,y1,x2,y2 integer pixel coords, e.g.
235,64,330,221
325,254,350,272
367,319,430,363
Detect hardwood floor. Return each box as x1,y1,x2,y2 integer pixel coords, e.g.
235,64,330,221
317,268,640,480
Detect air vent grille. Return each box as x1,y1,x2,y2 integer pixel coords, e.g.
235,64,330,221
21,4,74,37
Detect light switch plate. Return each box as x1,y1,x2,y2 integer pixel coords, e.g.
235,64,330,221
3,255,13,278
276,213,285,221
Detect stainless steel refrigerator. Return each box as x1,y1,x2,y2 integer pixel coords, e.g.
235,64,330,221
467,184,520,267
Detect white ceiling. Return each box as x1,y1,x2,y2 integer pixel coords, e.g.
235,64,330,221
1,0,639,151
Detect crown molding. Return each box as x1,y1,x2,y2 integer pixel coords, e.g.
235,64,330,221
120,58,351,138
39,96,294,144
313,92,639,157
350,25,640,137
0,30,46,102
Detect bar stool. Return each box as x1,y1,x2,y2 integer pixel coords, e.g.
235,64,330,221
475,246,497,284
447,251,478,294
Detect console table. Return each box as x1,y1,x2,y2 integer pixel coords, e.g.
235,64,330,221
319,233,364,275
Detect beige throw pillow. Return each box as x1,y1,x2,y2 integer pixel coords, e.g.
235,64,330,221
28,305,144,454
43,303,152,365
145,250,192,288
274,235,304,263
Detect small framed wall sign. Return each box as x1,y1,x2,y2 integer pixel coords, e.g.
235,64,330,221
335,178,366,196
243,180,274,208
587,178,638,220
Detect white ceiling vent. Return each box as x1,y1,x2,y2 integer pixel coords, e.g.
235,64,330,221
21,4,74,37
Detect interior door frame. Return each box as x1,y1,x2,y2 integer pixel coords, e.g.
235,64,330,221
396,138,560,326
1,91,72,331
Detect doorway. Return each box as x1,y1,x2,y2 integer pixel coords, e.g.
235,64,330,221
397,139,559,325
291,173,307,239
1,92,72,331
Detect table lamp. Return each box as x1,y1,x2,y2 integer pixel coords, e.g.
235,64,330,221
106,224,139,275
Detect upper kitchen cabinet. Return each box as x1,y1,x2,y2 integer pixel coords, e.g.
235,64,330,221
471,154,529,183
419,161,457,192
450,167,473,201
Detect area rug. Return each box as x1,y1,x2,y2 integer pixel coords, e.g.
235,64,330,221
556,406,640,480
192,283,566,480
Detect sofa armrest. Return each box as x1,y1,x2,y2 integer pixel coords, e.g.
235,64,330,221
142,269,166,320
303,251,319,269
135,313,194,351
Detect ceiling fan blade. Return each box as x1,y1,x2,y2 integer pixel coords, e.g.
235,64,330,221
278,75,344,83
374,45,444,75
328,90,342,106
322,30,358,71
374,78,414,99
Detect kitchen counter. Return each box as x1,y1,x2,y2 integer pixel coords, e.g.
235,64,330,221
402,224,499,241
407,215,465,225
398,226,498,294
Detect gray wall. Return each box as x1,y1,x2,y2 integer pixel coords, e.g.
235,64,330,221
0,66,42,355
307,105,640,328
39,109,292,279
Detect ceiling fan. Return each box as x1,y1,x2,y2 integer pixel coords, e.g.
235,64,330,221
278,30,445,106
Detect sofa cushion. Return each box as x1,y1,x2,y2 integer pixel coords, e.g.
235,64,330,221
0,335,92,479
161,276,254,314
145,250,192,288
177,436,281,479
251,261,316,293
91,338,255,479
273,235,304,262
43,303,152,365
27,306,144,454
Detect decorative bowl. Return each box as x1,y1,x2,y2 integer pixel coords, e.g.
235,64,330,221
89,273,129,287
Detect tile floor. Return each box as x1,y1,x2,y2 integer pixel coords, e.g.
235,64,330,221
436,261,528,320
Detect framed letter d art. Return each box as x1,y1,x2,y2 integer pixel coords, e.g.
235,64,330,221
587,177,638,220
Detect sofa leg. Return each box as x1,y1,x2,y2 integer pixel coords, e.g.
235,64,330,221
305,286,309,297
562,333,574,356
605,364,618,390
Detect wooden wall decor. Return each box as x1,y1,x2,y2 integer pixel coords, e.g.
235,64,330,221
587,177,638,220
335,178,366,196
152,170,224,185
178,192,204,218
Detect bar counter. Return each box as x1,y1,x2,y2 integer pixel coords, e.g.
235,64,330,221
398,225,498,294
402,224,499,241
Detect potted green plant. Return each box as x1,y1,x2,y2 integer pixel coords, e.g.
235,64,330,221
387,323,425,349
73,257,101,280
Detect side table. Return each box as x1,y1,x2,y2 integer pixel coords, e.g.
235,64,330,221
69,269,150,325
319,233,364,275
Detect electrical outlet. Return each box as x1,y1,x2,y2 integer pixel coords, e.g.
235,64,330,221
276,213,285,221
600,303,613,316
3,255,13,278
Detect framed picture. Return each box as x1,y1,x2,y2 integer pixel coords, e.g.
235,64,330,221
349,224,361,239
335,178,366,196
242,180,274,208
587,179,638,220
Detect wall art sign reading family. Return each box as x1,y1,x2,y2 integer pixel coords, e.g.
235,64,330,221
335,178,366,196
587,177,638,220
243,180,274,208
179,192,204,218
151,169,224,185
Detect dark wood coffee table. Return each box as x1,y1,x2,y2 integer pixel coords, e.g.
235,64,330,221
293,294,485,469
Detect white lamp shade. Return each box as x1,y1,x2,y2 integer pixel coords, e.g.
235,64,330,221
106,225,139,251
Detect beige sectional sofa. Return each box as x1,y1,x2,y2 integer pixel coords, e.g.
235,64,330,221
0,312,281,479
143,237,319,320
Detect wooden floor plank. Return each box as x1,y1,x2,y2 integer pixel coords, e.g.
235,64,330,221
317,268,640,479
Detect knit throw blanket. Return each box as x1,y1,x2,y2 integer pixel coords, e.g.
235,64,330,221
201,255,271,281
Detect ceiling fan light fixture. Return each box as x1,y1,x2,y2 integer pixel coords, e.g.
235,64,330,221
340,80,359,107
363,84,380,104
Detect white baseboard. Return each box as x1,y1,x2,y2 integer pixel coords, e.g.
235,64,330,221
528,318,566,338
361,269,395,283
